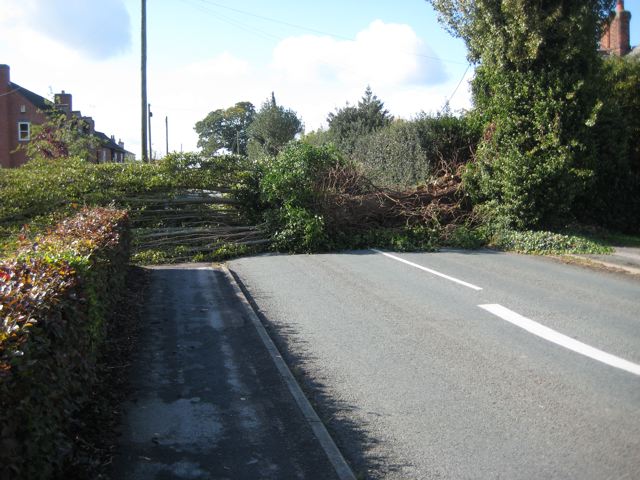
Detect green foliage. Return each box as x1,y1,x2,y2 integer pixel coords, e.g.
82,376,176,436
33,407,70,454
442,224,487,249
428,1,615,66
267,206,328,252
574,229,640,248
429,0,617,229
347,225,441,252
352,112,480,189
575,56,640,232
301,127,332,148
0,153,252,229
131,242,253,265
261,142,342,206
195,101,255,156
351,120,428,188
22,112,100,162
463,69,596,228
327,86,393,155
0,207,129,479
259,142,344,252
413,111,480,167
247,93,303,159
490,228,612,255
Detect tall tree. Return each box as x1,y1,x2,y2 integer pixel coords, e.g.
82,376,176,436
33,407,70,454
428,0,616,228
247,93,303,158
327,86,392,155
195,102,255,156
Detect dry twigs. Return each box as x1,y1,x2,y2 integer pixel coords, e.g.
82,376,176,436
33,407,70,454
315,164,472,233
128,190,268,260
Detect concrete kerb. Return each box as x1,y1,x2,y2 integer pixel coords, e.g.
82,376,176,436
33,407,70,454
564,254,640,276
222,265,357,480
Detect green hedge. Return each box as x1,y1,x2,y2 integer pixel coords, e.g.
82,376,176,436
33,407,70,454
346,113,480,189
0,207,130,479
0,153,250,227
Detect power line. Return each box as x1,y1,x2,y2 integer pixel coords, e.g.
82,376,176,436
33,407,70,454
179,0,467,65
189,0,353,40
446,63,471,104
178,0,281,42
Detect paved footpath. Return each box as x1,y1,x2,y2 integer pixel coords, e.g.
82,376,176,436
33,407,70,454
111,264,342,480
577,246,640,275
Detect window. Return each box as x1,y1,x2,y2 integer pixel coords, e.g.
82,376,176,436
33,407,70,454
20,105,26,113
18,122,30,141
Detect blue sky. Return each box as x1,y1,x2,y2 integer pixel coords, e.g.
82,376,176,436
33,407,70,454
1,0,638,159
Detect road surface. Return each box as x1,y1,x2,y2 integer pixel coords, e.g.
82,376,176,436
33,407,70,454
230,249,640,480
111,265,342,480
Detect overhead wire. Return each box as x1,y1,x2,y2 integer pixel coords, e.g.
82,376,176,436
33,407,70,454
180,0,468,65
446,63,471,104
177,0,282,42
172,0,474,112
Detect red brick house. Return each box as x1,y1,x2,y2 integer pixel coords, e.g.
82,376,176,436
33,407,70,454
0,64,132,168
600,0,639,58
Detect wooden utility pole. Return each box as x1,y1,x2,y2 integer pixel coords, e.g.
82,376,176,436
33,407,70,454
148,103,153,160
165,115,169,156
141,0,148,162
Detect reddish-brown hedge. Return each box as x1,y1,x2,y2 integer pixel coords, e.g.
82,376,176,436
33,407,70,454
0,207,129,479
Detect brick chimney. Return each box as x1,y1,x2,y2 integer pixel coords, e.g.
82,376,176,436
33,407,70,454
600,0,632,56
54,90,73,115
0,65,10,168
0,64,9,94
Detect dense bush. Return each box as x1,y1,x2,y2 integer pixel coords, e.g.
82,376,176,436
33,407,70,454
429,1,614,230
464,67,599,230
352,113,480,189
413,112,480,168
326,87,392,156
247,94,303,159
0,207,130,479
351,120,428,188
575,57,640,233
260,142,344,251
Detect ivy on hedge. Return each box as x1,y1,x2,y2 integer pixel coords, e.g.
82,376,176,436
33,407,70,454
0,206,130,479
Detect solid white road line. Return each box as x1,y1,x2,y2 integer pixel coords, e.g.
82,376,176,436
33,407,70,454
479,303,640,376
372,249,483,291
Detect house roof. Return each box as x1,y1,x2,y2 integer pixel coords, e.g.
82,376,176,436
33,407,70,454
95,131,128,154
5,77,135,158
9,82,53,112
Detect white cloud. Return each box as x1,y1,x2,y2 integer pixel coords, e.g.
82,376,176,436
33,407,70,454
0,18,471,158
2,0,131,59
271,20,447,87
264,20,468,131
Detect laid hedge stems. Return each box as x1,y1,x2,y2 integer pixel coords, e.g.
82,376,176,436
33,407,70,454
0,206,130,479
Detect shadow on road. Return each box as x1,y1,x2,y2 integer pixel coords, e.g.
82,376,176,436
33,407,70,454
231,268,409,480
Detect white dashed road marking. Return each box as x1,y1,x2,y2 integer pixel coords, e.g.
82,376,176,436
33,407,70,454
372,249,483,291
480,303,640,376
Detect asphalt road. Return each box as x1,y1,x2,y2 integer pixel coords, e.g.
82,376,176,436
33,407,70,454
111,265,340,480
230,250,640,480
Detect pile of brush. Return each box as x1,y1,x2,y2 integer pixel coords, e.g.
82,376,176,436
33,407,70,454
315,164,473,234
